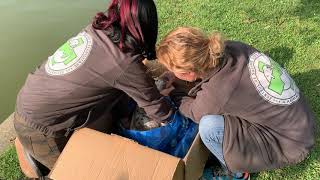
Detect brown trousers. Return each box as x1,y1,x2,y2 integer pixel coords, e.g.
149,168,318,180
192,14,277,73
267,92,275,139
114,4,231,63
14,106,114,170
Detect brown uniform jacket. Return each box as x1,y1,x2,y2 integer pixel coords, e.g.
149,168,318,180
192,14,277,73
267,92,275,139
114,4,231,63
15,25,172,136
179,41,315,172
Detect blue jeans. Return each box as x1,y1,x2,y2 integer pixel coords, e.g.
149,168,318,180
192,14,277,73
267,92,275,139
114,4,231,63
199,115,226,167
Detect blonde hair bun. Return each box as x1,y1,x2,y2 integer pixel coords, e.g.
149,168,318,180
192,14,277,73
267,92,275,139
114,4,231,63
157,27,225,74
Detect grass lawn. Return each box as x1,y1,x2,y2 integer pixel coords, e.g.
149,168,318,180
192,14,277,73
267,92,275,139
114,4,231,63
1,0,319,179
0,146,24,180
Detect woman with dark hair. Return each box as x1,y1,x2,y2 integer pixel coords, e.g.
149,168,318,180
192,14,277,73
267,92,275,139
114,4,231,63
13,0,173,175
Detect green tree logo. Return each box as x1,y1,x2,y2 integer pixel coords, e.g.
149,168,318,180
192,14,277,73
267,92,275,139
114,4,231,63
45,32,93,76
248,52,299,105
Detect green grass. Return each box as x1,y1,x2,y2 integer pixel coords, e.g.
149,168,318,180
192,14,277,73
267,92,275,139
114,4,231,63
1,0,319,179
157,0,320,179
0,146,24,180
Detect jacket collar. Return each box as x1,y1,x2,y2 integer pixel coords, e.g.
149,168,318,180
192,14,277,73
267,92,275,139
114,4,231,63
188,51,229,97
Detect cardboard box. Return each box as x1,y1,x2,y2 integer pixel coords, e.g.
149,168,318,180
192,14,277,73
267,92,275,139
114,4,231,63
49,128,209,180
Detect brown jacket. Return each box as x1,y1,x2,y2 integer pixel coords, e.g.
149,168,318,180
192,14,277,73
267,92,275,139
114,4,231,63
15,25,172,136
179,41,315,172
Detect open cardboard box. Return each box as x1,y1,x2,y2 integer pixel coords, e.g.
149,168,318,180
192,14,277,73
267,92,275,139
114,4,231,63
49,62,209,179
49,127,209,180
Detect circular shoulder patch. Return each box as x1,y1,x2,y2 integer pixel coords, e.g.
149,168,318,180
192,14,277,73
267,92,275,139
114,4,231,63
45,32,93,76
248,52,300,105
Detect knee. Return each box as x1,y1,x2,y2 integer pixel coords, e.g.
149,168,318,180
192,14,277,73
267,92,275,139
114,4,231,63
199,115,224,142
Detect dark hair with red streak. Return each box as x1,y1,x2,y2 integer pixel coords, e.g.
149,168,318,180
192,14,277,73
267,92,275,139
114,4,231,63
92,0,158,60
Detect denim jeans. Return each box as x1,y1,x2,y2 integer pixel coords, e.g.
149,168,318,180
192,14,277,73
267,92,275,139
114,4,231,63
199,115,226,167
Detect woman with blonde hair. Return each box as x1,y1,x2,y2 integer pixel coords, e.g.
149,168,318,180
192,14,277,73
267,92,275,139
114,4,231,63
157,27,315,179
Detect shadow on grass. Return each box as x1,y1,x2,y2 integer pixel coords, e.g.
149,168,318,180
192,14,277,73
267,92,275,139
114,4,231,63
266,46,295,67
293,69,320,130
293,0,320,23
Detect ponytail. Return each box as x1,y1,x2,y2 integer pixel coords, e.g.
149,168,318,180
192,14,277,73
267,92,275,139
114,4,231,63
207,32,224,69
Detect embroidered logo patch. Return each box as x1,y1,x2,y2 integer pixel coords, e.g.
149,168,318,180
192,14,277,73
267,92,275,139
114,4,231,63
45,32,93,76
248,52,299,105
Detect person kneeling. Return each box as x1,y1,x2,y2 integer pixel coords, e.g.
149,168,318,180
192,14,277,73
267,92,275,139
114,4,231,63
156,27,315,179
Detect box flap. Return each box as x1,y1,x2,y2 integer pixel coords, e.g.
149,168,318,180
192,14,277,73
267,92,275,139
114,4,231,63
183,133,209,180
50,128,184,180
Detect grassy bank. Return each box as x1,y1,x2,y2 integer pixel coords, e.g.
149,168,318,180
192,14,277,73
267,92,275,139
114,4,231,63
0,146,24,180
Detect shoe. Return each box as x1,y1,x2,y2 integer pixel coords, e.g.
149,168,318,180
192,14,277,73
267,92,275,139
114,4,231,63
201,167,250,180
231,172,250,180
